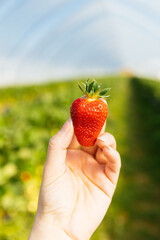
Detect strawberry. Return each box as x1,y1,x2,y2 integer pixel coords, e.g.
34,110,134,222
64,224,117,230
70,79,110,147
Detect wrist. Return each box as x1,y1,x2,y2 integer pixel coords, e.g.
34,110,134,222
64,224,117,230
28,224,72,240
28,213,72,240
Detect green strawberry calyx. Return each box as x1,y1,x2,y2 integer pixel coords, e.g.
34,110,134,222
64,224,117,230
78,79,111,100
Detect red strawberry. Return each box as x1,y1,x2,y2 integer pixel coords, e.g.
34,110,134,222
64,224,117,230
70,79,110,147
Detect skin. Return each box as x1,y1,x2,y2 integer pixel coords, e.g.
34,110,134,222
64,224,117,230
28,119,121,240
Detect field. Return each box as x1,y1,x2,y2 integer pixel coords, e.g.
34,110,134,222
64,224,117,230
0,76,160,240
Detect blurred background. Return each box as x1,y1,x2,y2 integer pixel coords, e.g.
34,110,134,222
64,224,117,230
0,1,160,240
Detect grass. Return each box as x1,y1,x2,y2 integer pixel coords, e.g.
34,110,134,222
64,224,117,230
0,76,160,240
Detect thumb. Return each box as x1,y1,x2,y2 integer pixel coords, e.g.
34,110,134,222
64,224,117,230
43,118,73,179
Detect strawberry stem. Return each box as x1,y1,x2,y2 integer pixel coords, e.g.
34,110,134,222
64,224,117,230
78,79,111,100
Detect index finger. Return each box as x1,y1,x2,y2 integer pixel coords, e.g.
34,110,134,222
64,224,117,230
96,133,117,150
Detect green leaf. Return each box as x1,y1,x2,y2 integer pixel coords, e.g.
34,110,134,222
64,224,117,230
88,81,95,93
86,79,89,92
93,81,99,92
100,95,110,99
78,82,85,94
81,82,87,90
90,89,94,96
99,88,111,95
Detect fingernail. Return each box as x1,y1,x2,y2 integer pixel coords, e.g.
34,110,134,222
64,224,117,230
104,145,112,151
97,135,107,143
60,118,72,134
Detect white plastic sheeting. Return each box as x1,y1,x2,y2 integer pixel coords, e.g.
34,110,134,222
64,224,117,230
0,0,160,86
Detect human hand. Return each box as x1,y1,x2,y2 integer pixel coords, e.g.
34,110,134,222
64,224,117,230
28,119,121,240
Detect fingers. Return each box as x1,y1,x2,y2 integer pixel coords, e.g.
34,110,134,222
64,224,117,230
81,121,106,156
43,119,74,179
95,133,116,164
103,146,121,185
96,133,121,184
81,142,121,199
95,148,107,164
97,133,116,150
82,155,116,200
